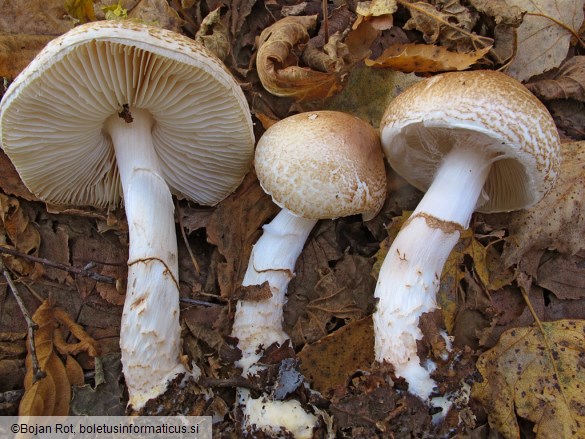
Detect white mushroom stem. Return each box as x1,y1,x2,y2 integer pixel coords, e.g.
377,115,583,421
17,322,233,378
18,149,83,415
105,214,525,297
106,108,187,409
373,144,493,404
231,208,318,438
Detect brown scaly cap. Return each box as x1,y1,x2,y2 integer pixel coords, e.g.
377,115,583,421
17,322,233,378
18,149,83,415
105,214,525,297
255,111,387,220
380,70,561,213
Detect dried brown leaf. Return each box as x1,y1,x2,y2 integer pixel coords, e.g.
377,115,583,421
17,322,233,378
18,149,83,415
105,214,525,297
128,0,184,32
0,194,42,277
298,316,374,396
195,7,230,61
256,15,347,101
526,56,585,102
365,42,490,72
467,0,523,25
401,0,492,52
537,253,585,300
501,141,585,267
205,172,279,299
505,0,585,82
19,300,100,416
473,319,585,439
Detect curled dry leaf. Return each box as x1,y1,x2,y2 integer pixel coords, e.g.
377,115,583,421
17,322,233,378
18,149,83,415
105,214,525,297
473,319,585,439
256,15,347,101
467,0,523,25
501,141,585,268
505,0,585,82
355,0,398,30
365,43,491,72
19,299,100,416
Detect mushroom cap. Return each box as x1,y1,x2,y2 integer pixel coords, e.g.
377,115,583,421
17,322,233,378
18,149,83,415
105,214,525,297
380,70,561,213
0,20,254,208
255,111,387,220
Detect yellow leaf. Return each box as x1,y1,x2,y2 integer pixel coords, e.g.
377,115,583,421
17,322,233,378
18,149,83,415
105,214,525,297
473,320,585,439
64,0,96,23
256,15,346,101
365,43,491,72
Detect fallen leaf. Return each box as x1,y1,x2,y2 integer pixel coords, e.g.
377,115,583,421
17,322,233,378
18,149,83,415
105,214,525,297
467,0,523,25
195,7,230,61
0,0,74,78
205,172,279,299
298,316,374,396
365,43,491,72
0,194,42,277
504,0,585,82
325,64,421,127
401,0,493,52
501,141,585,268
19,299,100,416
63,0,96,23
128,0,184,32
526,56,585,102
355,0,398,30
473,319,585,439
537,253,585,300
256,15,347,101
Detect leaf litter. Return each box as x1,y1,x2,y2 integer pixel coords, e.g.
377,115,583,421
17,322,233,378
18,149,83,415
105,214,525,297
2,0,585,437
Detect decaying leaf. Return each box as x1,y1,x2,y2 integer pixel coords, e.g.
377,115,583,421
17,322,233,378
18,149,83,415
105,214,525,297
298,316,374,396
401,0,493,52
256,15,348,101
526,56,585,102
501,141,585,268
365,43,491,72
127,0,184,33
0,194,42,277
467,0,523,25
195,7,229,61
473,319,585,438
505,0,585,82
525,57,585,139
205,172,279,299
355,0,398,30
19,299,100,416
64,0,96,23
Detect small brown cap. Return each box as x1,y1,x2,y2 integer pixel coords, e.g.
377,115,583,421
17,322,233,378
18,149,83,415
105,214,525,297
255,111,387,220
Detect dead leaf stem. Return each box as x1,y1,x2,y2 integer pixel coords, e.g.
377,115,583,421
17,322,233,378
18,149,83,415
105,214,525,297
176,201,201,277
518,273,571,413
0,245,117,284
0,259,44,383
525,12,585,49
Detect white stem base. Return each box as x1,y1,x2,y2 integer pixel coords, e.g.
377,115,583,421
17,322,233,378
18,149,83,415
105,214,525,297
107,109,187,409
231,208,318,436
373,145,493,408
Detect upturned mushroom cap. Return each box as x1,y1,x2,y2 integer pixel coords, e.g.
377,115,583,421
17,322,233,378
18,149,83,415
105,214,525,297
380,70,561,213
0,20,254,208
255,111,387,221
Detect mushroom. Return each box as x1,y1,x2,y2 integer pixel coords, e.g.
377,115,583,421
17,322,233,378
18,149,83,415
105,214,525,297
373,70,561,408
232,111,386,437
0,21,254,409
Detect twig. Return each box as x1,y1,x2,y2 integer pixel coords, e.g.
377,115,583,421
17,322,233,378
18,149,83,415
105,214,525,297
0,245,117,284
175,201,201,277
0,260,45,383
322,0,329,42
198,376,261,391
179,297,220,307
